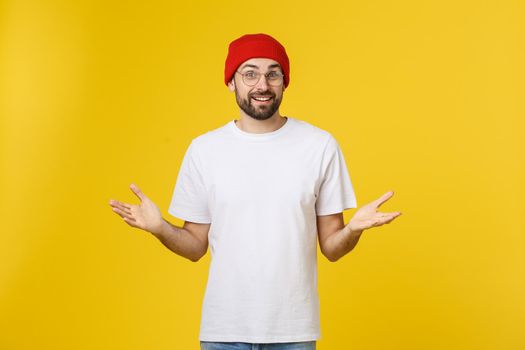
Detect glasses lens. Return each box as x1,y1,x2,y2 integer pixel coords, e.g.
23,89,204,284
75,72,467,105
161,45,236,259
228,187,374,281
268,75,283,86
243,72,259,86
266,72,283,86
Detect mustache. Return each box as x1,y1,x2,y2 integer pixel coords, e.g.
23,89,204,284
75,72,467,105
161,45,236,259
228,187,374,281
249,91,275,98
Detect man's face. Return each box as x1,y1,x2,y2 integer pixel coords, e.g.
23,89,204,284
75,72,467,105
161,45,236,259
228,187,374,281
228,58,285,121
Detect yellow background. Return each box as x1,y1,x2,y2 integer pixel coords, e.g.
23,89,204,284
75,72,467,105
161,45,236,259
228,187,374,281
1,0,524,349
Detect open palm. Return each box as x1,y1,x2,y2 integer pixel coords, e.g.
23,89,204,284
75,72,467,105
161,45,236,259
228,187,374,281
347,191,402,233
109,183,164,234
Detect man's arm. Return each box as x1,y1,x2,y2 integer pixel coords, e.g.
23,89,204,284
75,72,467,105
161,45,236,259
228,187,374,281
317,191,402,262
317,213,363,262
151,219,210,263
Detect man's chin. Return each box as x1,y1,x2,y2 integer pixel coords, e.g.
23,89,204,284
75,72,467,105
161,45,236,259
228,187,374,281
247,112,273,120
254,116,273,121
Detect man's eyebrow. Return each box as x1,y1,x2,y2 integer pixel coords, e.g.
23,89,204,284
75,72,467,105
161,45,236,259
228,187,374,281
239,64,259,70
239,63,282,70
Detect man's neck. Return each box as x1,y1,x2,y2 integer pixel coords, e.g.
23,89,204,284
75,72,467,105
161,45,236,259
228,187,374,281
235,113,287,134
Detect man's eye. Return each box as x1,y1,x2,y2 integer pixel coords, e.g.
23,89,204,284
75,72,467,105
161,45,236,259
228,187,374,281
244,71,257,78
267,72,280,78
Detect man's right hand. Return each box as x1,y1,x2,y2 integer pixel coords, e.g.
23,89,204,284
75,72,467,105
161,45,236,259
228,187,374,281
109,183,165,235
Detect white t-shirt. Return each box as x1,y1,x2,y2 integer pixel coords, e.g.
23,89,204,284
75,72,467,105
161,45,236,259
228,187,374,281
168,116,357,343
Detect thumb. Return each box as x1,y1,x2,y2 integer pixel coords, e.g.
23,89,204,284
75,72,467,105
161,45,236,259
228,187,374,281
130,183,146,202
375,190,394,208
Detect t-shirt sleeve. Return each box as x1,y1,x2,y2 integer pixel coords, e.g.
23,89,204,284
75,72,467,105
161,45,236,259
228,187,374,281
315,135,358,216
167,140,211,223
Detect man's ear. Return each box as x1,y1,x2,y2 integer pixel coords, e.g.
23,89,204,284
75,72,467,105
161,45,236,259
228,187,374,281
227,78,236,92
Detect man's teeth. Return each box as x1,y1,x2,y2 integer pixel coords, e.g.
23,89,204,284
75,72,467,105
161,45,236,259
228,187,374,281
253,96,272,101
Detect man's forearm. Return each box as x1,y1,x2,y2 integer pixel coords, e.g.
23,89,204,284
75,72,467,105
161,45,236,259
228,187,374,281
326,225,364,262
150,219,205,262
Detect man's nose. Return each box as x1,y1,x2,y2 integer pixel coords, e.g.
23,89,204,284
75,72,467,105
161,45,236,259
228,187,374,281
255,74,269,90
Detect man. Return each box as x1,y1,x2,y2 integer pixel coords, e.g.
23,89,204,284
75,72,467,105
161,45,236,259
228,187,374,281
109,33,402,350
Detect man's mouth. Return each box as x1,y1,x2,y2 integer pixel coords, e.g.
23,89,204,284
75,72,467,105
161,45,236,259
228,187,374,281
251,95,273,104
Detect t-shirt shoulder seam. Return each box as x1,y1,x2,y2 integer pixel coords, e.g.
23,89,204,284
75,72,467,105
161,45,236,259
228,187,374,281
294,119,332,138
316,202,358,216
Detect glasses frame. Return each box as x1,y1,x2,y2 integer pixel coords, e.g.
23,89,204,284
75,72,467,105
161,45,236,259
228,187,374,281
235,70,284,87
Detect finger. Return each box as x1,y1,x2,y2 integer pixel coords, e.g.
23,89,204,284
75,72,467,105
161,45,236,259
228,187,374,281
130,183,145,202
112,206,134,221
382,213,401,224
117,205,132,216
371,213,398,226
122,216,137,225
118,201,132,211
109,200,132,215
109,199,132,210
375,190,394,209
384,216,397,224
380,211,402,218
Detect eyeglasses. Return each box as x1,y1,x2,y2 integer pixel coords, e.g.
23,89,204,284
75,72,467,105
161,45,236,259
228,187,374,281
235,70,284,87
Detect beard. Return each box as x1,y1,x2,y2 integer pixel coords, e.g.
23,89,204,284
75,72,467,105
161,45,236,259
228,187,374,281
235,90,283,121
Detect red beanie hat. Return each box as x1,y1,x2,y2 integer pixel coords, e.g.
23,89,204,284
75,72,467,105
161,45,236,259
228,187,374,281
224,33,290,88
